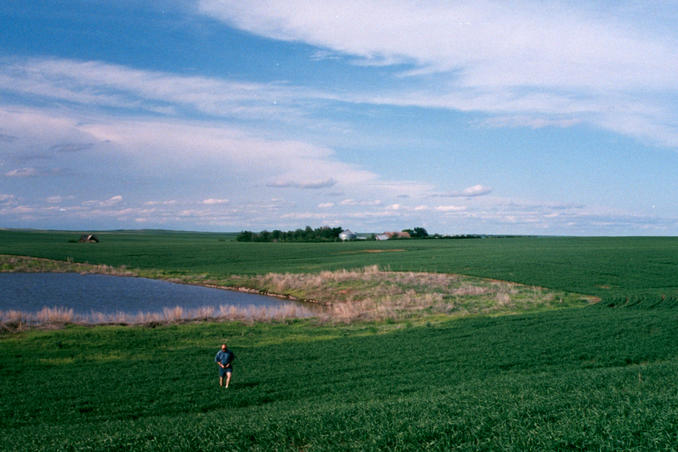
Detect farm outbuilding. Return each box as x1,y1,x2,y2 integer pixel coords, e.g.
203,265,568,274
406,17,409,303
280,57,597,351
376,231,411,240
78,234,99,243
339,229,357,241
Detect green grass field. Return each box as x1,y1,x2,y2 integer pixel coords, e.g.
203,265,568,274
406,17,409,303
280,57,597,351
2,229,678,301
3,229,678,449
2,310,678,450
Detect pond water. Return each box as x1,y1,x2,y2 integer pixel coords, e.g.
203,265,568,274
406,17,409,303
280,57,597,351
0,272,316,319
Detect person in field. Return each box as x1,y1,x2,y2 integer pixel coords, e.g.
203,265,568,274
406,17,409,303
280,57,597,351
214,343,235,388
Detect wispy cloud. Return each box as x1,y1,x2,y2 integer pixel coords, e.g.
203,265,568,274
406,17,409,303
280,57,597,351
339,199,382,206
202,198,229,205
0,193,16,204
1,182,674,235
199,0,678,148
5,167,37,177
46,195,74,204
459,185,492,197
435,205,467,212
0,105,376,192
0,57,333,122
82,195,123,207
434,184,493,198
144,200,178,206
267,178,337,189
49,143,96,153
200,0,678,89
0,105,442,229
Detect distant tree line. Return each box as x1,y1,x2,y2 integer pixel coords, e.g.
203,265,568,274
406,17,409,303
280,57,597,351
236,226,344,242
237,225,494,242
428,233,485,239
399,228,485,240
401,227,429,238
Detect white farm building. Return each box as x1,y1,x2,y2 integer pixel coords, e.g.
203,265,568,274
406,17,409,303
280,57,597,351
339,229,357,241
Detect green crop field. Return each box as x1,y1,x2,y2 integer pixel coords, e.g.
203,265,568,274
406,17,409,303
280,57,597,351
2,309,678,450
3,229,678,449
2,229,678,301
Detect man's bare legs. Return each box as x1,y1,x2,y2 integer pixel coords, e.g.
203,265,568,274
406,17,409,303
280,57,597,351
219,371,232,388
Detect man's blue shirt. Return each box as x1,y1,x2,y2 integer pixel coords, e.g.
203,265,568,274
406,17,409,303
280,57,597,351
215,349,235,366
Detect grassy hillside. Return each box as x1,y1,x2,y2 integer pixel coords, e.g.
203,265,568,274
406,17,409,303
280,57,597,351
2,309,678,450
2,229,678,301
3,230,678,449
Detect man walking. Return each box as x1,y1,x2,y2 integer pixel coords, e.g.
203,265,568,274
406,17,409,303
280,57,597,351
215,343,235,388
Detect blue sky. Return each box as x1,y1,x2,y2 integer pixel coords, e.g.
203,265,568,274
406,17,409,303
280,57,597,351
1,1,677,235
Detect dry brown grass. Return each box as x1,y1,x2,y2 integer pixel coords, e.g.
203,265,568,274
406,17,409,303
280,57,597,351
0,303,312,331
227,265,590,323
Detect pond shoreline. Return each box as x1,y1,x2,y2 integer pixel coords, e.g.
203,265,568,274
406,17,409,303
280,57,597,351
1,253,597,331
186,282,326,306
0,254,327,307
0,255,325,330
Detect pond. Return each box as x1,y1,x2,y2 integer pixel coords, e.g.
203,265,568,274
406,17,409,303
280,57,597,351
0,272,318,322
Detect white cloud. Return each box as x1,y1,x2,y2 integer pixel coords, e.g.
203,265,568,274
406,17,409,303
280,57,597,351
49,143,96,153
318,202,334,208
459,185,492,197
339,199,382,206
0,105,444,228
144,200,178,206
435,205,467,212
435,184,493,198
0,105,377,190
104,195,123,206
83,195,123,207
280,211,334,220
5,167,37,177
479,116,582,130
46,195,70,204
199,0,678,148
267,178,337,189
200,0,678,89
310,50,343,62
202,198,229,205
0,56,339,124
0,193,16,204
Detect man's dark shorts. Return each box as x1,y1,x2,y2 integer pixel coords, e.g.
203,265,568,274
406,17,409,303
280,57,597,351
219,367,233,377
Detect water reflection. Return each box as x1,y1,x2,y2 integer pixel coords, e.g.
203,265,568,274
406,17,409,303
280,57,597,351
0,272,318,322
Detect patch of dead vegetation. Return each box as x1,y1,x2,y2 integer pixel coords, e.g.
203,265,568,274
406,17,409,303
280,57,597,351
227,265,592,323
0,304,312,333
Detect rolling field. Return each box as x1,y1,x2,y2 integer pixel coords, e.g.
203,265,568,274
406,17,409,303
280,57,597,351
2,309,678,450
2,229,678,301
3,229,678,449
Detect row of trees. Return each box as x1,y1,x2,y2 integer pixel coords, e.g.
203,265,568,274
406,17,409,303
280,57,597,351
236,226,344,242
428,233,485,240
397,228,484,240
401,227,429,238
236,226,487,242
